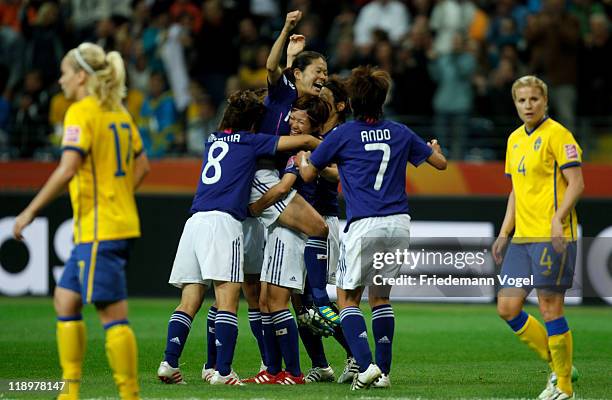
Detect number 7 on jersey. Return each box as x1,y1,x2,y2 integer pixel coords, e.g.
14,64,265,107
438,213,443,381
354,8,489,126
364,143,390,191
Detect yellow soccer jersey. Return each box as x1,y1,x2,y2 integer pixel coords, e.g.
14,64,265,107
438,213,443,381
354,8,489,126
505,117,581,241
61,96,144,243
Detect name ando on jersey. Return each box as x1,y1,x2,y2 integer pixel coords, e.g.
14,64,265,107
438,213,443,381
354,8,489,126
361,129,391,143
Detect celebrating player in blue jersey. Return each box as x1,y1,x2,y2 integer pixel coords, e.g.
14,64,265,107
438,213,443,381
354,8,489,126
156,90,321,385
13,43,150,400
492,76,584,400
249,11,337,322
300,66,447,390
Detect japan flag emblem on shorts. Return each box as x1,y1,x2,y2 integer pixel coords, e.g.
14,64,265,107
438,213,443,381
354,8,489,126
564,144,578,159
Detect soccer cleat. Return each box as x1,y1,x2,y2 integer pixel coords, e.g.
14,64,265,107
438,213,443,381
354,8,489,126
241,369,283,384
157,361,185,384
545,387,575,400
350,363,382,391
201,364,215,382
305,366,335,383
538,373,556,400
277,372,305,385
337,357,359,384
539,366,579,400
318,305,341,326
372,373,391,388
209,370,244,386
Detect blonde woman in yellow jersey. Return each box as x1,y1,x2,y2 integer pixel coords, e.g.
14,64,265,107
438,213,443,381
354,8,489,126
492,76,584,400
13,43,150,400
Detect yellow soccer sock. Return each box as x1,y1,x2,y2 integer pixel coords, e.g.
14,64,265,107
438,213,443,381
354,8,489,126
509,311,552,363
547,319,573,395
105,322,140,400
57,318,86,400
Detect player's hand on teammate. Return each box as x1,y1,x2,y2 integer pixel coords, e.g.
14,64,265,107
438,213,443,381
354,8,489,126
492,236,509,265
248,202,263,218
551,216,567,253
283,10,302,32
427,139,442,153
287,34,306,58
13,209,35,241
298,150,311,168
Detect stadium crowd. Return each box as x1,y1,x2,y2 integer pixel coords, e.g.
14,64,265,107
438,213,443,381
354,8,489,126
0,0,611,160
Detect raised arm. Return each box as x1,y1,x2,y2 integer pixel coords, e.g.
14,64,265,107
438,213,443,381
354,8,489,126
426,139,447,170
267,11,302,86
13,150,82,240
286,34,306,69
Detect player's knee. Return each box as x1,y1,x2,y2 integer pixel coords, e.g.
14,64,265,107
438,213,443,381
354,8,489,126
496,301,521,321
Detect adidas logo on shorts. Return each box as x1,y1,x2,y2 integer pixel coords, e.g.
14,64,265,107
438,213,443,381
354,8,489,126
290,276,296,281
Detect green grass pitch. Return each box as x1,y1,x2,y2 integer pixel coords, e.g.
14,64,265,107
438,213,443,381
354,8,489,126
1,297,611,399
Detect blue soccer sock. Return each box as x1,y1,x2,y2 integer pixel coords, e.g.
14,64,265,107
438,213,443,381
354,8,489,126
304,236,330,306
372,304,395,374
298,324,328,368
163,311,193,368
262,312,282,375
333,324,353,358
214,311,238,376
248,308,266,365
204,306,217,369
272,309,301,376
340,306,372,373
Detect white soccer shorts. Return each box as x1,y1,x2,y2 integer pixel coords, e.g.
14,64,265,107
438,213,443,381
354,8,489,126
243,217,265,275
169,211,244,288
260,225,307,292
326,216,340,285
336,214,411,290
250,169,297,228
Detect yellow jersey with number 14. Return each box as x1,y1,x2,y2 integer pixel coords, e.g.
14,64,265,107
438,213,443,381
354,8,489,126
61,96,144,244
505,117,581,241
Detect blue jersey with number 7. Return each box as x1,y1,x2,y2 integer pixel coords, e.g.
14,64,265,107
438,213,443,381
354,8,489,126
190,131,279,220
309,120,432,229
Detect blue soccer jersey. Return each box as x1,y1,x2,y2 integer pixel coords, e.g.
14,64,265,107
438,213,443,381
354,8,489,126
259,72,297,136
314,132,340,217
191,131,279,220
309,120,432,228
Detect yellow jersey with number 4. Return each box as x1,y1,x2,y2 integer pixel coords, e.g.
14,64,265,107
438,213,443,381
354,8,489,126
504,117,581,241
61,96,144,243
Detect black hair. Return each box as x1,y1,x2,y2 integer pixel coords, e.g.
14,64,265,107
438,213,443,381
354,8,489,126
347,65,391,121
218,90,266,132
324,75,351,123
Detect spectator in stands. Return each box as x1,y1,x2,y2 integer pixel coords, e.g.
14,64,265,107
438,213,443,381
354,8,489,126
186,83,217,156
392,15,435,117
192,0,239,106
524,0,580,131
10,69,51,158
429,0,472,55
578,13,612,117
0,65,10,154
20,1,65,87
354,0,411,55
429,33,476,159
138,71,180,158
239,43,270,89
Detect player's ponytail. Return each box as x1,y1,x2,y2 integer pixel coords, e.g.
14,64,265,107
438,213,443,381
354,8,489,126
67,43,126,111
347,65,391,121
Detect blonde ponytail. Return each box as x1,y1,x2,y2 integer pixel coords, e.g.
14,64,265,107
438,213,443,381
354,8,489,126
67,43,127,111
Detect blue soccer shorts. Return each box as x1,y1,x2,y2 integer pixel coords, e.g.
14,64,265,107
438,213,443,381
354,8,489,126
58,239,134,304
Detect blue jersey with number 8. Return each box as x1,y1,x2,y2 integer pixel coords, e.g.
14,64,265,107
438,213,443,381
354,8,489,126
190,131,279,220
309,120,432,229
